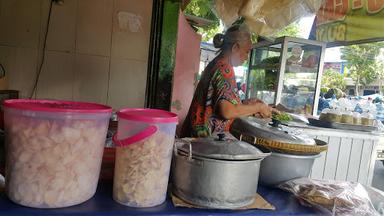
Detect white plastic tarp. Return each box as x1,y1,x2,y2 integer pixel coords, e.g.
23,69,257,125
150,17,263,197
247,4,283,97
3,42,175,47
214,0,324,36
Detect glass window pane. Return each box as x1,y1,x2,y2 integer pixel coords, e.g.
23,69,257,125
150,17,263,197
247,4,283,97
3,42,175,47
280,42,322,114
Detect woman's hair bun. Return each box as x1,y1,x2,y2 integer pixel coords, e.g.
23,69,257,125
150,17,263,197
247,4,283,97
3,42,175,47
213,33,224,48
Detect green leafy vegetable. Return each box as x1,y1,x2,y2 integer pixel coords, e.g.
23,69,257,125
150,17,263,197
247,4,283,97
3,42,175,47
272,112,293,122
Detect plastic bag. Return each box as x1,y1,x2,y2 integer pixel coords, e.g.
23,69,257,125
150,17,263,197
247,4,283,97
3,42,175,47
214,0,324,36
278,178,382,216
213,0,246,28
238,0,266,22
245,0,316,36
365,186,384,215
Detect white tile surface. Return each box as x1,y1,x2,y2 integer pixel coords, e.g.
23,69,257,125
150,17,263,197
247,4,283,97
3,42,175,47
107,59,147,109
76,0,113,56
36,0,51,57
0,45,11,89
0,0,151,106
111,0,152,60
36,51,74,100
45,0,78,52
5,47,39,98
0,46,11,69
73,54,109,104
0,0,42,48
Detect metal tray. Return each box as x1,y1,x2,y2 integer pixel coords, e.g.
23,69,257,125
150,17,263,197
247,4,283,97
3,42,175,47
308,118,377,132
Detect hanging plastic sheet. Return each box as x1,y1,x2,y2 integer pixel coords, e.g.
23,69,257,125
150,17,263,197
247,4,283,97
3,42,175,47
214,0,324,36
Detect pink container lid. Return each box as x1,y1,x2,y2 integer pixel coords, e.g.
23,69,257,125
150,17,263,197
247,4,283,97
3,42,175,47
117,108,178,124
3,99,112,113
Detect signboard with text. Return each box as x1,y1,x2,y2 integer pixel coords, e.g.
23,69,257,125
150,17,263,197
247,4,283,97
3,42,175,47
315,0,384,43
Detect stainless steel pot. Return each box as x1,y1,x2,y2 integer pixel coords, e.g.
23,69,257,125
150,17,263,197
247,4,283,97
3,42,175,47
172,135,270,209
259,152,320,186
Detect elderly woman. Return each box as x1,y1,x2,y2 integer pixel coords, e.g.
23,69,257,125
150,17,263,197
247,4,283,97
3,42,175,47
181,24,275,137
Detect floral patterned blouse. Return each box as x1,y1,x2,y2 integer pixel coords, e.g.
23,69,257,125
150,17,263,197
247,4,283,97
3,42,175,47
182,58,241,137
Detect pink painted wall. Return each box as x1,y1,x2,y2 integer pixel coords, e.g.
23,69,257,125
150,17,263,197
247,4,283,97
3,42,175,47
171,11,201,136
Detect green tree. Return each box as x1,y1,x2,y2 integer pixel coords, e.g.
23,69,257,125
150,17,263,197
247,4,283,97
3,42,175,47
321,69,346,90
341,42,384,96
376,49,384,94
274,22,300,37
184,0,220,42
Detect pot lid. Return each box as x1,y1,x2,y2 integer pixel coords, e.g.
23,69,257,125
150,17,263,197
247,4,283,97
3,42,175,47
231,117,316,145
175,133,270,161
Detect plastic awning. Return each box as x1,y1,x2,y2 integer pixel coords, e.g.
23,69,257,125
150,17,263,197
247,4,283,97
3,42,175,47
214,0,324,36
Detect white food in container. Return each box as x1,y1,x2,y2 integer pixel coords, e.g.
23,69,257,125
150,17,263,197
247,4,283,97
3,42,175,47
113,131,174,207
5,114,109,208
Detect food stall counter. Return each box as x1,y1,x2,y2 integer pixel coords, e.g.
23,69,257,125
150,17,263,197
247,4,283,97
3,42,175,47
289,123,382,186
0,181,319,216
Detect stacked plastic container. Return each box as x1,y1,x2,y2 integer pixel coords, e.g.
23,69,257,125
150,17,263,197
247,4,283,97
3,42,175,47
3,99,112,208
112,108,178,207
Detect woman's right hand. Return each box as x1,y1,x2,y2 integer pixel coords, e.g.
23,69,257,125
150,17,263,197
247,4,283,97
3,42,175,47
254,102,273,118
242,98,264,105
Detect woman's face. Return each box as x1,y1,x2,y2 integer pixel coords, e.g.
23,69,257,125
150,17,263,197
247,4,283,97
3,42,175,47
230,39,252,67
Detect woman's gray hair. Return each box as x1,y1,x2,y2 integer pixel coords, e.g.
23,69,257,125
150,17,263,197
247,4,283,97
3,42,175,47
213,24,251,53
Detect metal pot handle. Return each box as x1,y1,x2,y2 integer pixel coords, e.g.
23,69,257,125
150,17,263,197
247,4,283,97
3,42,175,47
173,142,178,156
174,139,193,161
187,142,193,161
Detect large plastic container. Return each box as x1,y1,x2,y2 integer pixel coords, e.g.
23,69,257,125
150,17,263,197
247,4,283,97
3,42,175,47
113,108,178,207
3,99,112,208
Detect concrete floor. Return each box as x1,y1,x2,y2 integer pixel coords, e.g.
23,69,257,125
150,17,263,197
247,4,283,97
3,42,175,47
372,160,384,191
